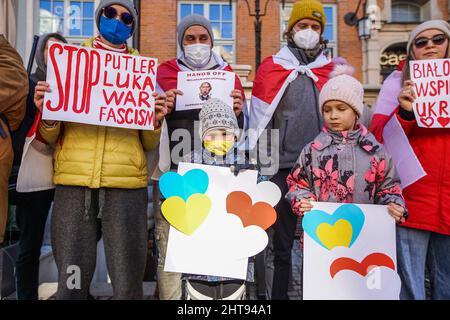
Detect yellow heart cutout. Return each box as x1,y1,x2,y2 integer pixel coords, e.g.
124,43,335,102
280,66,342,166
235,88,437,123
316,219,353,250
161,194,212,235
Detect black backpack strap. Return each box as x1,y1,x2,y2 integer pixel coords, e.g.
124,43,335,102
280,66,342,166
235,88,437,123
0,113,12,139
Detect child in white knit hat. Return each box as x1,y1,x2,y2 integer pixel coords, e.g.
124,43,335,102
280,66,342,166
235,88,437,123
285,66,407,223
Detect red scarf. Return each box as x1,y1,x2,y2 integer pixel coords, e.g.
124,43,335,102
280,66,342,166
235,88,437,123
92,36,129,54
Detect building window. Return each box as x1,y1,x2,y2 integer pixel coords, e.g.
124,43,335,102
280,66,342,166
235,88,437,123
391,2,421,23
178,1,235,63
280,4,337,58
39,0,96,43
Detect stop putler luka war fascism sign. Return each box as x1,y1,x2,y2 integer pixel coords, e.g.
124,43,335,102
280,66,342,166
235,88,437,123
43,42,158,130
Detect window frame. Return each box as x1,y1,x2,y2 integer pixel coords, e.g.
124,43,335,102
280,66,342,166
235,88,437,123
39,0,98,44
391,1,422,23
279,3,338,58
177,1,237,64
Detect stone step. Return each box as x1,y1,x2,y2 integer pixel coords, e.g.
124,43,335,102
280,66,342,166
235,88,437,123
5,282,157,300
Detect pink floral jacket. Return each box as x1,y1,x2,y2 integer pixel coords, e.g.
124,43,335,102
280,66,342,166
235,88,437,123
286,125,406,216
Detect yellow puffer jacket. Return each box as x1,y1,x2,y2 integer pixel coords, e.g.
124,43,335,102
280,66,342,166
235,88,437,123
39,38,161,189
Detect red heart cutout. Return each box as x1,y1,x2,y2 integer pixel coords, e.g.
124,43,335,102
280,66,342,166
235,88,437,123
437,117,450,128
330,253,395,278
226,191,277,230
419,117,435,128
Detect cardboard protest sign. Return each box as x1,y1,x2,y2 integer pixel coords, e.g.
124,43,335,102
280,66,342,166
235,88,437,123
410,58,450,128
43,42,158,130
161,162,280,280
302,202,401,300
176,70,235,111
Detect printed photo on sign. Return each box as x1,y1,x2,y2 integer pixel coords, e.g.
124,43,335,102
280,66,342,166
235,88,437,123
176,70,235,111
409,58,450,128
302,202,401,300
162,162,280,280
43,42,158,130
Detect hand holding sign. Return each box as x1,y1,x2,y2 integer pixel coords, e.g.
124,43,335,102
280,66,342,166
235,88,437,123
176,70,235,111
153,92,168,129
34,81,52,113
230,89,243,117
165,89,183,114
398,80,416,113
409,58,450,128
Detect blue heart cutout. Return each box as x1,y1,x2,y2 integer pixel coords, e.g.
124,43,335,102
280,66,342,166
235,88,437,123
159,169,209,201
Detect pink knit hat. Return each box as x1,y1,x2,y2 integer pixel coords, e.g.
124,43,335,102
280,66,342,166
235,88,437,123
319,64,364,117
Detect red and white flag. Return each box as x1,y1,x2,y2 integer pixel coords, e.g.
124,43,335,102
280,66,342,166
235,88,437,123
249,46,334,149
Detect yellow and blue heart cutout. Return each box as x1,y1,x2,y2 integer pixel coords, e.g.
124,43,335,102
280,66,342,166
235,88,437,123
302,204,365,250
161,194,212,235
159,169,211,235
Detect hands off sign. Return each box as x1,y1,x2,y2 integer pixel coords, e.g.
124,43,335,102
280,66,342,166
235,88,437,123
43,42,158,130
410,58,450,128
302,202,401,300
176,70,235,111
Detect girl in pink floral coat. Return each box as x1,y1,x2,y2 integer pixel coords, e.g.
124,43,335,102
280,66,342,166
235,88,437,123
286,66,407,221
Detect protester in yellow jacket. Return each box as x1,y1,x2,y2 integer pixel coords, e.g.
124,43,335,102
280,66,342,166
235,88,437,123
33,0,168,300
0,35,28,244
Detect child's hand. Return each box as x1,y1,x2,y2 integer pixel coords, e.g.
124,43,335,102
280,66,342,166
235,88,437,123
387,203,406,224
298,198,314,215
230,163,252,176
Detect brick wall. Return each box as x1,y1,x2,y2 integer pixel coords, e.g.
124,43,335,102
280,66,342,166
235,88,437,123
236,0,281,80
438,0,449,20
138,0,449,83
334,0,363,81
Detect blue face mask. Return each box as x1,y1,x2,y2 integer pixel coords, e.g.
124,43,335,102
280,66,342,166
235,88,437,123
99,15,132,45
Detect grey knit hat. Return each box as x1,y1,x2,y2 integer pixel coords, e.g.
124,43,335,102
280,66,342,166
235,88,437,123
407,20,450,53
177,14,214,49
35,33,67,79
95,0,138,34
199,98,239,140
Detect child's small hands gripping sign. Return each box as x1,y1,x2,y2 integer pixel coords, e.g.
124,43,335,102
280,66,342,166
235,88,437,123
387,202,408,224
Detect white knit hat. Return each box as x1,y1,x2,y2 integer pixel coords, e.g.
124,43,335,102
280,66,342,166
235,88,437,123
319,64,364,117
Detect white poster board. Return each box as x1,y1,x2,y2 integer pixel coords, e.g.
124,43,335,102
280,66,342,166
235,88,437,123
176,70,235,111
162,162,280,280
43,42,158,130
303,202,401,300
410,58,450,128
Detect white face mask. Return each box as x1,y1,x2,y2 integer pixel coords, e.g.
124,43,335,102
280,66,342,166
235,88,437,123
293,28,320,50
184,44,212,68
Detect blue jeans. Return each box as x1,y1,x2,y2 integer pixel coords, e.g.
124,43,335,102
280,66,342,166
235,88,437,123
396,226,450,300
